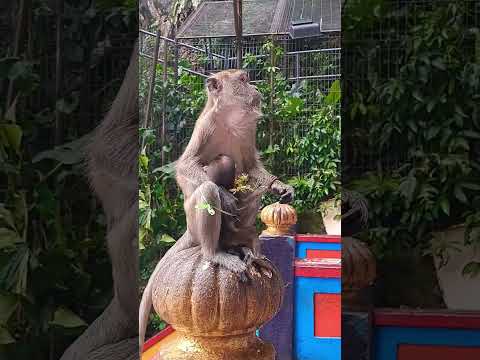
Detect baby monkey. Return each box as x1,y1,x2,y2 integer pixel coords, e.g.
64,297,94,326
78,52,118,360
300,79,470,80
202,155,266,270
203,154,236,190
202,154,241,237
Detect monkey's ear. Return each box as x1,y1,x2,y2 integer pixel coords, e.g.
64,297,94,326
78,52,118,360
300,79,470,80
207,77,222,94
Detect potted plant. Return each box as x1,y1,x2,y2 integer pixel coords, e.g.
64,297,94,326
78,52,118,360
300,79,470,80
319,192,341,235
345,2,480,310
430,213,480,310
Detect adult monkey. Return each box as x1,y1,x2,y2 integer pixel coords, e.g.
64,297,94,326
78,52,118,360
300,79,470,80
60,42,138,360
139,69,294,348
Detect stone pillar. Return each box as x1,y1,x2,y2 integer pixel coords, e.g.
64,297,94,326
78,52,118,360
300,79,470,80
259,202,297,360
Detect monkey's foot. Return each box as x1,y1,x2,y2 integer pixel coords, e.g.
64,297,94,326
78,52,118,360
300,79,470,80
239,247,255,265
239,247,264,263
236,247,273,280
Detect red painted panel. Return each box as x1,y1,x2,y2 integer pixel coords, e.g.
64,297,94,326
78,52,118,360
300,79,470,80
314,293,341,338
398,344,480,360
143,325,174,352
295,259,341,278
306,249,341,259
295,267,341,278
374,309,480,330
296,234,342,243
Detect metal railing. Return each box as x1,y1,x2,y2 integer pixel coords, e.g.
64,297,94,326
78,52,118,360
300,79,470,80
139,29,341,175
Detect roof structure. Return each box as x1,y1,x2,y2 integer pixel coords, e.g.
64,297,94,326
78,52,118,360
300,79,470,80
176,0,341,39
291,0,342,33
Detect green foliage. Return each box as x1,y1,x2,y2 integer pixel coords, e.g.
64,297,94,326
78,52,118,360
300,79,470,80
139,131,185,253
195,202,216,216
139,130,186,334
346,2,480,274
250,41,341,213
96,0,137,9
286,88,341,213
0,107,111,359
139,40,341,330
0,1,135,358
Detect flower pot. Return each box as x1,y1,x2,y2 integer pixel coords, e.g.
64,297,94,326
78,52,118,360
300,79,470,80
320,198,341,235
432,225,480,311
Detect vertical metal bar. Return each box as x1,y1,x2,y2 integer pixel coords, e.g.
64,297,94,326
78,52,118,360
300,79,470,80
208,38,213,71
7,0,25,108
203,40,208,74
161,37,169,165
269,35,275,147
224,43,229,70
163,38,169,82
144,28,161,131
295,52,300,85
55,0,64,145
173,27,179,84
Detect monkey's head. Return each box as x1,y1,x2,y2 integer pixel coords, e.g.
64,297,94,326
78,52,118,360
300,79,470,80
206,70,261,111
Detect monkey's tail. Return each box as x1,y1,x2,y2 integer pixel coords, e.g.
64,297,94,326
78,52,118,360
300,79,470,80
138,233,192,351
139,265,155,351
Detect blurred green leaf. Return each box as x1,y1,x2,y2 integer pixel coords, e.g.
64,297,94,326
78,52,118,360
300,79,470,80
325,80,341,105
0,228,22,249
0,295,17,324
0,327,15,344
462,261,480,278
160,234,175,243
49,308,87,328
32,134,90,164
0,124,22,152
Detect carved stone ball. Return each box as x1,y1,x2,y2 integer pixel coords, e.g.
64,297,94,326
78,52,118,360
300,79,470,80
260,202,297,236
342,236,376,304
151,246,284,337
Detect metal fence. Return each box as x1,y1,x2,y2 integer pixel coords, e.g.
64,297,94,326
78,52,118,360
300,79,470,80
139,30,341,177
341,0,480,179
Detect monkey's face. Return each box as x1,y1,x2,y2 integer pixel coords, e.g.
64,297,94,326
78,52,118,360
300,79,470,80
207,70,261,111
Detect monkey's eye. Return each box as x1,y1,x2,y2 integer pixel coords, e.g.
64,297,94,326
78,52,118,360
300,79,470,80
239,73,249,83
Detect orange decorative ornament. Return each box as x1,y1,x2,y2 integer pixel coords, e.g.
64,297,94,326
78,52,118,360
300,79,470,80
260,202,297,236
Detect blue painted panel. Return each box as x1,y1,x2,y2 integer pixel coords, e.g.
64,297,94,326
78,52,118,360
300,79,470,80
294,277,341,360
375,326,480,360
296,242,342,259
295,338,341,360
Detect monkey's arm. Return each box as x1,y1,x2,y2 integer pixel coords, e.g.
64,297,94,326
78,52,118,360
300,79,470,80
176,156,210,197
248,155,278,189
248,156,294,204
175,127,211,198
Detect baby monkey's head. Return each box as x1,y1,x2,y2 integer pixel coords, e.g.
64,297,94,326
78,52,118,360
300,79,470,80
203,154,236,189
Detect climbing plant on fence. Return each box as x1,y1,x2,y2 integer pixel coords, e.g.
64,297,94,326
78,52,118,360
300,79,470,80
139,42,341,313
0,1,136,358
344,1,480,276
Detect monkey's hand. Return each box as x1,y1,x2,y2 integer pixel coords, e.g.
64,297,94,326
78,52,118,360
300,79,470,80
219,187,239,220
270,180,294,204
